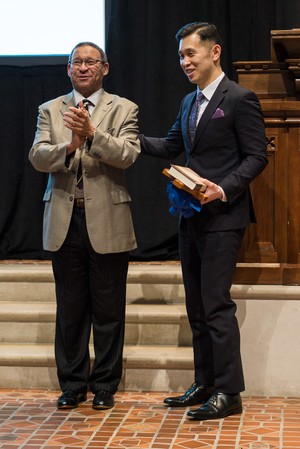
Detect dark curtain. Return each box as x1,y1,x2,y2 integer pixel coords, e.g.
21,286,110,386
0,66,71,259
0,0,299,260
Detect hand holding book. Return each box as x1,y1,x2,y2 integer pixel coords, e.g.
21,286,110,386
163,164,208,202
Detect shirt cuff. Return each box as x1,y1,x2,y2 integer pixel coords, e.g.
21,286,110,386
218,186,227,202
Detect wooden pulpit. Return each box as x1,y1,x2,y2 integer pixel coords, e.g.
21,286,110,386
234,29,300,285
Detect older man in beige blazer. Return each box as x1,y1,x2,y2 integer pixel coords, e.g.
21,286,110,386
29,42,140,410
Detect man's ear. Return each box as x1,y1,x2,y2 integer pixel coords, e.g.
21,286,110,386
102,62,110,77
212,44,221,62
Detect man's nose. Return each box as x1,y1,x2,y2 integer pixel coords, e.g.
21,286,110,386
182,58,190,68
79,62,89,69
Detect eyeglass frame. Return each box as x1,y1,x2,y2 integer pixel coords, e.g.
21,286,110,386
69,59,107,68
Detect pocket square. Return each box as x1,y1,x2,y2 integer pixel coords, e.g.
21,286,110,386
212,108,225,119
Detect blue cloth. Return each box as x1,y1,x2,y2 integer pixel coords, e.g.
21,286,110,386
166,182,202,218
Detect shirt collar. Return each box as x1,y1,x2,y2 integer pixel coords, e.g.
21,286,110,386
197,72,225,101
74,87,103,107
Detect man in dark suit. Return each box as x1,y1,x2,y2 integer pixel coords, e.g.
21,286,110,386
29,42,140,410
139,22,268,420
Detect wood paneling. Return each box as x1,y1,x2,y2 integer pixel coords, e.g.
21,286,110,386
234,30,300,284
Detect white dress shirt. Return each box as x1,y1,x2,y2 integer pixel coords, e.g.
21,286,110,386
195,72,227,201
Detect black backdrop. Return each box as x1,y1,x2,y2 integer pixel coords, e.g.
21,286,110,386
0,0,299,260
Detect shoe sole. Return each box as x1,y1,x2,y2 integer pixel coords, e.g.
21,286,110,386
188,406,243,420
57,394,87,410
92,405,114,410
57,404,78,410
163,397,210,407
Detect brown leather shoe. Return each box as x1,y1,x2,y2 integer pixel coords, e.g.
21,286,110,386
187,392,242,420
57,390,87,409
92,391,115,410
163,383,215,407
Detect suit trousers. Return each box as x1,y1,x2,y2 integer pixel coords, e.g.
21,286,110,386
179,216,245,394
51,206,129,394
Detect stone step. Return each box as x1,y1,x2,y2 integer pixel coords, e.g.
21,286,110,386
0,343,193,391
0,263,183,284
1,263,300,302
1,295,300,396
0,263,185,303
1,263,300,396
0,302,191,346
0,343,193,369
0,302,188,323
2,281,299,304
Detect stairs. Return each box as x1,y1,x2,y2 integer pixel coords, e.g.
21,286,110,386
0,262,300,396
0,262,194,392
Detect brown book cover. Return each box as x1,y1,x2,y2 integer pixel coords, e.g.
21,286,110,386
168,165,207,192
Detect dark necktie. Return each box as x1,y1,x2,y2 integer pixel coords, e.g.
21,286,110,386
189,92,205,143
82,99,94,115
76,99,94,191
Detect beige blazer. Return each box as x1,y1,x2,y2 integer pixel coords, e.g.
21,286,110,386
29,89,140,253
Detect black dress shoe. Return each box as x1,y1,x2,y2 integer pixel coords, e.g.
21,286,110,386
57,390,87,409
187,392,242,420
163,383,215,407
92,391,115,410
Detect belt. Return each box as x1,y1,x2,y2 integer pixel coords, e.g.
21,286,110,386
74,198,85,208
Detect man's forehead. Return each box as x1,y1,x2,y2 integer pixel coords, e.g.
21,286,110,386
73,46,99,56
179,39,201,53
178,35,210,54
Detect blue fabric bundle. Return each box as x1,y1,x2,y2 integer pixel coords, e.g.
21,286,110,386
166,181,202,218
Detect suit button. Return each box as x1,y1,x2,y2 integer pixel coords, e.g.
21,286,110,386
69,196,74,202
72,169,76,175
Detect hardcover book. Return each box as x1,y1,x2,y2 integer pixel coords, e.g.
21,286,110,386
168,165,207,192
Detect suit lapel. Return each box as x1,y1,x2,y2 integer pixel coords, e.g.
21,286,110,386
59,90,114,170
191,76,229,150
61,92,75,115
91,90,113,127
60,90,114,126
82,90,114,169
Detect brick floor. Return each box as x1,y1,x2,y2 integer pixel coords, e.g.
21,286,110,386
0,390,299,448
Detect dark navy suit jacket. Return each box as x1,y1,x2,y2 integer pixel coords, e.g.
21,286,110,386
140,76,268,231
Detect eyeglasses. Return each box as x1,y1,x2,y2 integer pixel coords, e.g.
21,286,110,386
70,59,104,68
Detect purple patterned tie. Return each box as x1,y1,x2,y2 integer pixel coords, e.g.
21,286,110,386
189,92,204,143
